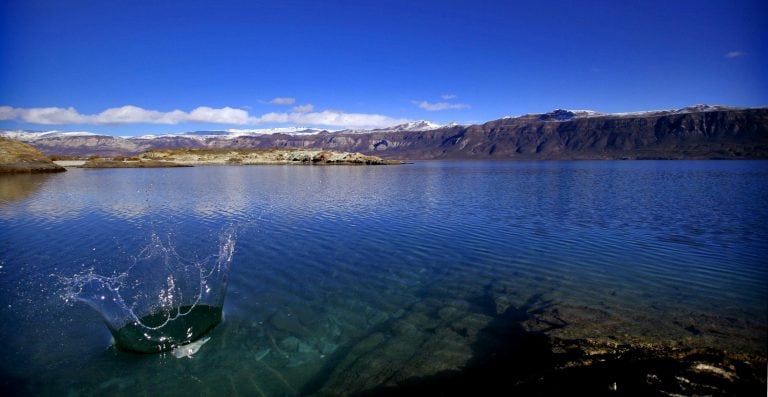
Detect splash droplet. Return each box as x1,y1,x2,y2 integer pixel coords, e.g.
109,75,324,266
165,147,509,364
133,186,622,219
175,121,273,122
60,226,238,353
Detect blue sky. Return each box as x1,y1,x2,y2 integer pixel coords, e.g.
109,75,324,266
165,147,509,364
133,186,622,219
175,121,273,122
1,0,765,135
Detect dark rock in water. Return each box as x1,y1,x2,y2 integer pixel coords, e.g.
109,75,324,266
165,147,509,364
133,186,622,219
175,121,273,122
110,304,221,353
291,305,324,328
279,336,301,352
357,301,764,397
0,137,65,173
270,311,312,338
310,291,766,396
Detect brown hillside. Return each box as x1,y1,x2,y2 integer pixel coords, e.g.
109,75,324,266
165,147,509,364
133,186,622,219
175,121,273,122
0,137,66,174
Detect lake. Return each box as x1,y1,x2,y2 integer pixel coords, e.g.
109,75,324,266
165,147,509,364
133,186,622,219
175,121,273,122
1,161,766,395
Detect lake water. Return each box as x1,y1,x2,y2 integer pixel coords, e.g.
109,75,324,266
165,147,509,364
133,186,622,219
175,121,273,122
1,161,766,395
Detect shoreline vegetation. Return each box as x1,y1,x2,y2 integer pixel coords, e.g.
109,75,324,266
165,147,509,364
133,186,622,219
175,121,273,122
80,148,401,168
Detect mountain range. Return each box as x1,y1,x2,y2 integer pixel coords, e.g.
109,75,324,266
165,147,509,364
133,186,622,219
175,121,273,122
2,105,766,160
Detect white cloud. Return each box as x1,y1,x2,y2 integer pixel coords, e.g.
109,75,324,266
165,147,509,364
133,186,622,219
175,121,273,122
251,110,409,129
292,104,315,113
17,106,89,124
0,104,411,129
92,105,184,124
0,106,18,120
725,51,746,58
0,105,252,125
441,94,458,100
269,97,296,105
412,100,471,111
188,106,250,124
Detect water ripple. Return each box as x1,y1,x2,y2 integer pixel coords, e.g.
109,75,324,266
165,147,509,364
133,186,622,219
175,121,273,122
1,161,767,395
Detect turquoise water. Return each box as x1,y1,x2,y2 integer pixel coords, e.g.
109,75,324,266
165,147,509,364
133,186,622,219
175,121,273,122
0,161,766,395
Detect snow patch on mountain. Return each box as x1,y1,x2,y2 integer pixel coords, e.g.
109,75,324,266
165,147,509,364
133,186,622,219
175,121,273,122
387,120,443,131
131,127,334,140
0,130,102,141
343,120,444,134
612,104,738,117
225,127,335,135
513,104,742,121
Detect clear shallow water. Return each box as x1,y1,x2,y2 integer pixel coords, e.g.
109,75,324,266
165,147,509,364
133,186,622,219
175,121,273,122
0,161,766,396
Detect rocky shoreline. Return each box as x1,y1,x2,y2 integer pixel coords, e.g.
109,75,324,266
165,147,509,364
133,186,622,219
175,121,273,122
76,148,400,168
139,148,399,165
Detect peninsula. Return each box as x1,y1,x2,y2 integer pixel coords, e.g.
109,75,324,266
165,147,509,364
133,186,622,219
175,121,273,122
0,137,66,174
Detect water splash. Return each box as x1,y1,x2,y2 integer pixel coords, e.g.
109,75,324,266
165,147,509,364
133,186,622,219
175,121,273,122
60,225,238,353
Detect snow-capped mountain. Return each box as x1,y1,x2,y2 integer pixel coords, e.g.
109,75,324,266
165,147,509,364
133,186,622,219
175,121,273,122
385,120,443,131
1,104,763,159
224,126,334,136
134,127,333,140
1,121,445,143
505,109,605,121
537,109,604,121
515,104,742,122
609,104,738,117
0,130,103,141
675,104,737,113
0,105,750,143
340,120,446,134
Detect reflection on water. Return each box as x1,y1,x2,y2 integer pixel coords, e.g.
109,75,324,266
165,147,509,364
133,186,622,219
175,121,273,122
0,162,766,395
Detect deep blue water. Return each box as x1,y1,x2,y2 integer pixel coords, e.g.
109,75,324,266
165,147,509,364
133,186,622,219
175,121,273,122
1,161,766,396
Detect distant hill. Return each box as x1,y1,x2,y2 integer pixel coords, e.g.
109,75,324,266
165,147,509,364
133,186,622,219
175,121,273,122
2,106,767,160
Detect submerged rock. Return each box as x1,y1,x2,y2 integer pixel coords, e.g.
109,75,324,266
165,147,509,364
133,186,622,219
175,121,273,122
279,336,301,352
254,347,271,361
312,291,766,396
171,336,211,358
97,376,135,391
270,311,312,338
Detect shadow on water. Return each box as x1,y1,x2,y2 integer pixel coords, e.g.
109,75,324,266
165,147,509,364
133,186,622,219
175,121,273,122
349,289,765,397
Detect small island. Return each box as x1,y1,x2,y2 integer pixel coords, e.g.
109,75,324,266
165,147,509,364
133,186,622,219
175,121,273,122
80,148,400,168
